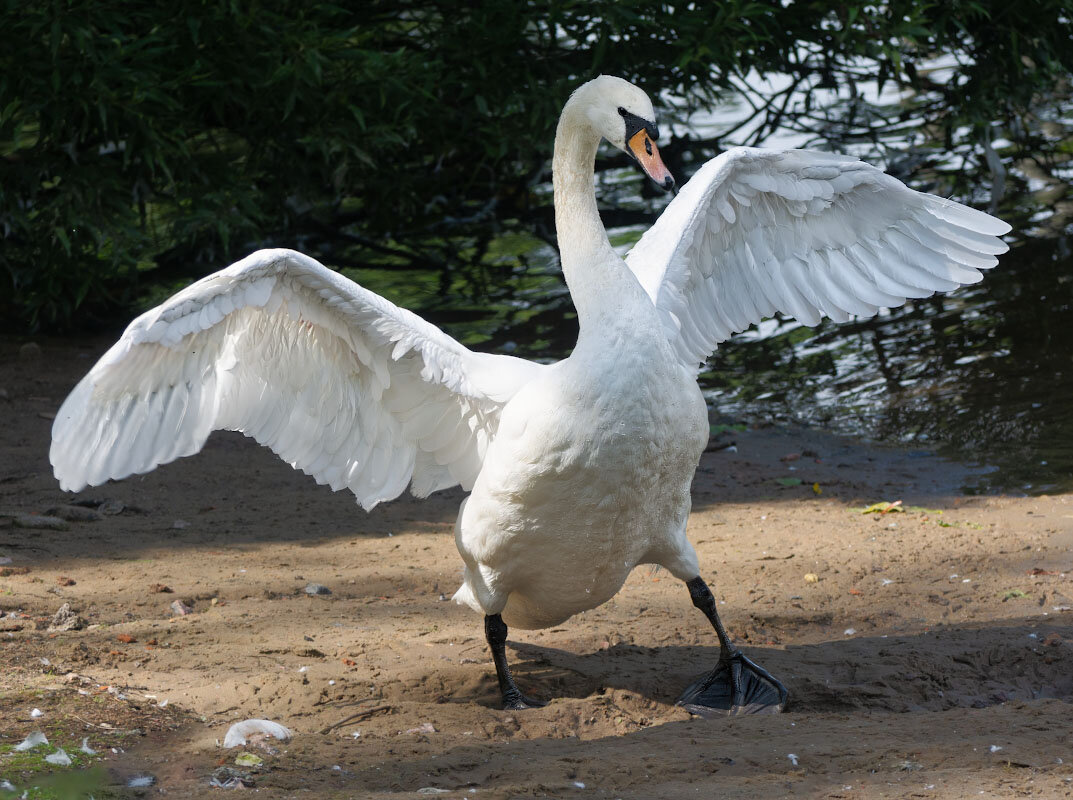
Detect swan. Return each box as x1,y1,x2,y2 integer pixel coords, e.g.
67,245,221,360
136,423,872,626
50,75,1011,716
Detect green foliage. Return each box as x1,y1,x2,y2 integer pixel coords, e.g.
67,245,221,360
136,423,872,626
1,1,1071,330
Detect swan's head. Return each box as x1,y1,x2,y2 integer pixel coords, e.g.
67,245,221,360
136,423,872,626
570,75,674,192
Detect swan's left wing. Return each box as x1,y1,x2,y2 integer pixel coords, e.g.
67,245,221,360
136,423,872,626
50,249,544,510
625,147,1012,371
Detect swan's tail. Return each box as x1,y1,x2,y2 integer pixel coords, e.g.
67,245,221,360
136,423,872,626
451,581,483,614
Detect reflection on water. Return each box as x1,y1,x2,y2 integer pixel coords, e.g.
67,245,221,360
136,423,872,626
697,236,1073,495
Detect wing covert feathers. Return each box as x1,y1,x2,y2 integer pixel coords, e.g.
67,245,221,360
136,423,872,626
50,249,542,509
625,147,1012,370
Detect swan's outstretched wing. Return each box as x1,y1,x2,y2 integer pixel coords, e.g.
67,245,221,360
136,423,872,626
625,147,1012,371
51,249,543,509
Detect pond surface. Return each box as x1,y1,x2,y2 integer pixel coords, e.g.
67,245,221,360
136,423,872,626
696,236,1073,496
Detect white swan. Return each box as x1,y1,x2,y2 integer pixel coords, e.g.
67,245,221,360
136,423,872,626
50,75,1010,715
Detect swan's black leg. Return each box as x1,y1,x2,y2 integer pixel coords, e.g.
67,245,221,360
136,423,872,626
676,576,788,717
485,614,547,710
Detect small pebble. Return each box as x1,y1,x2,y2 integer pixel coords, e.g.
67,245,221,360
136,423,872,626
13,514,68,531
18,342,42,361
305,583,332,596
48,602,85,632
46,505,102,522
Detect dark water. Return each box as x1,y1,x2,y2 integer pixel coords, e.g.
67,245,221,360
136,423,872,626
697,235,1073,495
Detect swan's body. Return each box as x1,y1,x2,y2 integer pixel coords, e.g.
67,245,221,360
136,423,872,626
51,76,1010,713
456,314,707,628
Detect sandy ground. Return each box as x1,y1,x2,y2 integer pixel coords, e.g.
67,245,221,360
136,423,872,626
1,335,1072,799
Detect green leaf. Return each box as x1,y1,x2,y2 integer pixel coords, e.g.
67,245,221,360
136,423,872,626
53,227,71,255
234,752,263,767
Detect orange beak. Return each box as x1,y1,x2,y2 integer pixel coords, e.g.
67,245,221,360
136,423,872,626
627,128,674,191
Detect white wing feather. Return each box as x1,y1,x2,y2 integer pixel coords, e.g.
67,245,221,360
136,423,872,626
50,249,544,509
625,147,1012,371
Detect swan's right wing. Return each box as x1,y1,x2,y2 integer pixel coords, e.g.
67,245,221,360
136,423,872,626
51,249,544,509
625,147,1012,372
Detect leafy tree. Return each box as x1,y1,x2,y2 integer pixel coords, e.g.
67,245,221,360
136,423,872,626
1,0,1071,332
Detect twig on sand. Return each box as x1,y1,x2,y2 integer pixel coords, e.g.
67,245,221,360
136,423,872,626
320,704,394,734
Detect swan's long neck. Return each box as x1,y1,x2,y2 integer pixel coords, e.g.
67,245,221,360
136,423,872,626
553,104,637,331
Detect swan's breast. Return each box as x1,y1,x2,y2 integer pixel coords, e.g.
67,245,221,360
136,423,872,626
456,334,708,626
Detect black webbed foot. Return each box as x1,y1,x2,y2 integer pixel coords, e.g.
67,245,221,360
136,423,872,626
678,576,788,717
676,649,788,717
502,689,548,710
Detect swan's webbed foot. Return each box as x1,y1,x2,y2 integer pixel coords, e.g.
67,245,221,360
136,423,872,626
485,614,547,711
501,688,549,710
676,576,788,717
676,648,787,716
